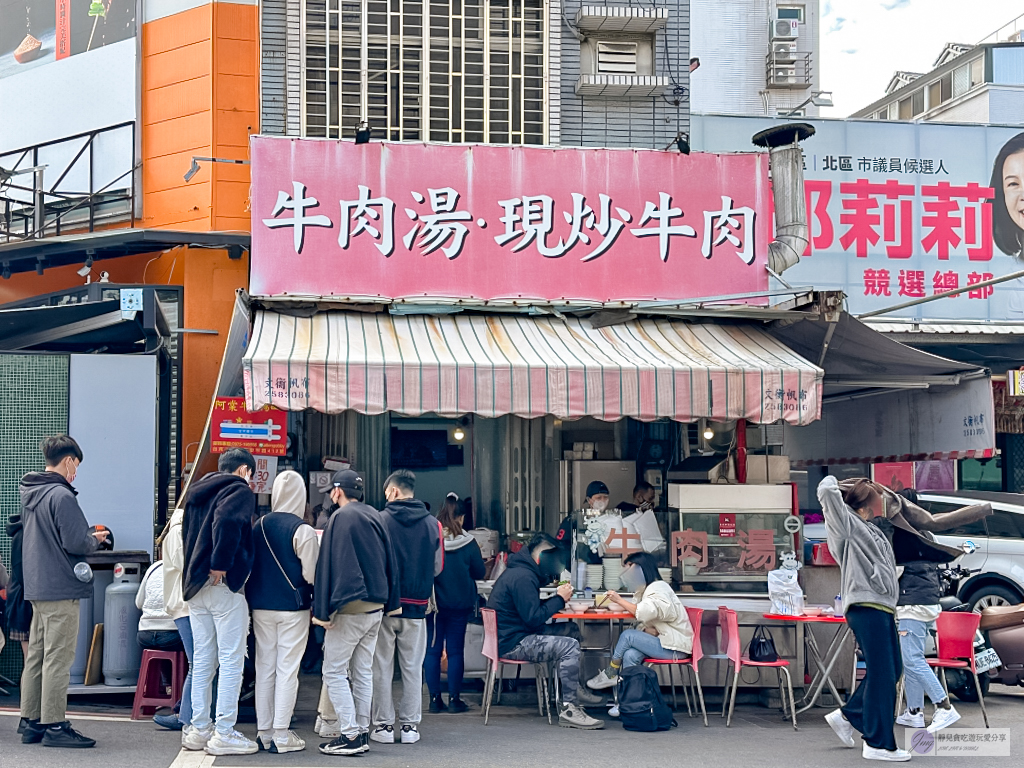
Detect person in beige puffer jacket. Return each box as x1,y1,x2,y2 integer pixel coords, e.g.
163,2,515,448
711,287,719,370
586,552,693,692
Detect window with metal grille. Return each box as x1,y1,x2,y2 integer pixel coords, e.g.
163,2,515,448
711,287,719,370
596,41,638,74
302,0,545,145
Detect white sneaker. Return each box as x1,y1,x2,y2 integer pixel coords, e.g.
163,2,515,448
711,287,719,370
825,709,856,748
256,730,274,751
181,724,214,751
607,705,620,718
370,725,394,744
896,709,925,729
927,705,961,733
317,716,340,737
862,744,912,762
272,730,306,753
401,725,420,744
586,669,618,691
205,729,259,756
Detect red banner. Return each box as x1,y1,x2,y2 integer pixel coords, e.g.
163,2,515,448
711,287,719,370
211,397,287,457
250,139,772,304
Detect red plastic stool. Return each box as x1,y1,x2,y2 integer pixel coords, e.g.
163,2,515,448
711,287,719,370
131,650,188,720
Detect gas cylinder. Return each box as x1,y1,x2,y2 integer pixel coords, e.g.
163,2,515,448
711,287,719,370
102,563,143,686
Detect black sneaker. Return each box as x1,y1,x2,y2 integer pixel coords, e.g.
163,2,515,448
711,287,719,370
358,732,370,752
18,718,37,735
428,695,447,713
448,698,471,714
319,733,364,756
21,721,47,744
41,721,96,749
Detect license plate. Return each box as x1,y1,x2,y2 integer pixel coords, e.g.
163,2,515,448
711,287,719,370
975,647,1002,674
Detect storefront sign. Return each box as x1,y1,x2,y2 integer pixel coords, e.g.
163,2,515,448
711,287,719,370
252,456,278,495
1009,369,1024,397
718,513,736,537
871,461,915,492
211,397,287,457
250,139,771,303
693,115,1024,321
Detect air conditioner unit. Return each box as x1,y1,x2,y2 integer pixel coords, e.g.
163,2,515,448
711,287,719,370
772,66,797,84
772,18,799,40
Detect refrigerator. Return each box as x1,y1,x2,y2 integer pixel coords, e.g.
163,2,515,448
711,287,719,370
559,460,637,512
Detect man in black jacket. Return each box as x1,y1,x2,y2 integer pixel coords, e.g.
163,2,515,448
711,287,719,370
181,448,258,756
370,470,441,746
487,534,604,730
314,469,400,756
19,435,108,748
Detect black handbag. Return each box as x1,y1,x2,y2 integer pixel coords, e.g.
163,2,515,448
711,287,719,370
748,625,779,663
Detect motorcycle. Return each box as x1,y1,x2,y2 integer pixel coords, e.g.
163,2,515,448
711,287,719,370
979,600,1024,689
926,565,1001,702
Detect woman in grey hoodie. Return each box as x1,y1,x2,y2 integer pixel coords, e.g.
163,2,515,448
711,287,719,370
425,494,486,713
818,476,908,763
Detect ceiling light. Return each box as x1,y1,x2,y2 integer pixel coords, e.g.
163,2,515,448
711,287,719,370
453,427,466,442
703,425,715,441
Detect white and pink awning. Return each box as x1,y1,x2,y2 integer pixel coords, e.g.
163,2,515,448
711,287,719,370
242,311,823,425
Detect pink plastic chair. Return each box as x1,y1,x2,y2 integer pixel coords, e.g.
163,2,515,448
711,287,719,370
719,607,797,730
928,611,990,728
644,605,708,726
480,608,553,725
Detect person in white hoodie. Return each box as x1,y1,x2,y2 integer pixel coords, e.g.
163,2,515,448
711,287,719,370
586,552,693,691
155,508,193,731
248,470,319,754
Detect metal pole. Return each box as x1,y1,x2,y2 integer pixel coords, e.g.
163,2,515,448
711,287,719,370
857,269,1024,319
33,166,44,238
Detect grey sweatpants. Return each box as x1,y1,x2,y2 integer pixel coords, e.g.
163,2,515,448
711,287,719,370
372,617,428,726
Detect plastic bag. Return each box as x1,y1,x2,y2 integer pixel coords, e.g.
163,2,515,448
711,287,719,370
767,568,805,616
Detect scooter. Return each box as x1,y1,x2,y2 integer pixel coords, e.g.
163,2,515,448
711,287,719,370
926,565,1001,702
979,600,1024,689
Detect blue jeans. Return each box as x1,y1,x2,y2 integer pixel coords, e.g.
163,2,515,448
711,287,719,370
898,618,947,710
424,610,471,700
175,616,194,726
613,629,689,669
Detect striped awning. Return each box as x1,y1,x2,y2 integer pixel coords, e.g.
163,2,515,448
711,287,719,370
242,311,824,425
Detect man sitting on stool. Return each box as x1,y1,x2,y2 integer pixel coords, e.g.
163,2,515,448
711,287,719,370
486,534,605,730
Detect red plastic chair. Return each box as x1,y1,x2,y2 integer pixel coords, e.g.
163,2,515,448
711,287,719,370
480,608,553,725
644,605,708,726
719,607,797,730
927,611,990,728
131,649,187,720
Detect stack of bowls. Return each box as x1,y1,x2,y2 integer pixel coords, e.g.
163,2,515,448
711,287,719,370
585,564,604,590
602,557,623,590
657,567,673,583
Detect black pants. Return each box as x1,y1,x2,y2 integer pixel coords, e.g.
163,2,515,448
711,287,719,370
842,605,902,751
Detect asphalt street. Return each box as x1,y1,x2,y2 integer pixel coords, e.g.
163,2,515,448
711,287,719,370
2,684,1022,768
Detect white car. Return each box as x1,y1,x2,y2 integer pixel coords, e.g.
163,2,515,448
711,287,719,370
918,491,1024,611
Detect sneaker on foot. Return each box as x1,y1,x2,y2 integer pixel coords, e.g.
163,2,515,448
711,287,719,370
257,731,274,751
607,704,620,718
586,669,618,691
401,725,420,744
18,718,37,736
320,733,364,756
21,720,46,744
273,730,306,753
429,695,447,713
370,724,394,744
825,709,856,748
895,709,925,729
182,724,214,750
318,717,341,737
154,713,183,730
558,703,605,730
863,744,911,762
448,698,471,713
205,729,259,756
358,732,370,752
575,685,606,707
927,705,961,733
41,722,96,749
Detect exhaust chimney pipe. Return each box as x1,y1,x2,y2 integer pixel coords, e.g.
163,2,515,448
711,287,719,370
752,123,815,274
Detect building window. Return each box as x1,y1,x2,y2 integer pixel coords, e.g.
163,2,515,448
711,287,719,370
970,56,984,87
911,89,924,116
777,5,804,22
303,0,546,145
898,96,912,120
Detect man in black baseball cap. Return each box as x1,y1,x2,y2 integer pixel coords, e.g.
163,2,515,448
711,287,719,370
312,469,399,756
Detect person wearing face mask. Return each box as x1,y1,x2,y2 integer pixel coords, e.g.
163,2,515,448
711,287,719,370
616,482,656,514
486,533,606,729
585,552,692,693
181,448,259,756
18,435,109,748
555,481,612,566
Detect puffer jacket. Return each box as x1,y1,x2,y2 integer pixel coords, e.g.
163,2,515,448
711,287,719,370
634,579,694,654
162,508,188,620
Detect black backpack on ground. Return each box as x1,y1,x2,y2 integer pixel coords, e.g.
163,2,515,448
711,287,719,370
617,665,677,732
